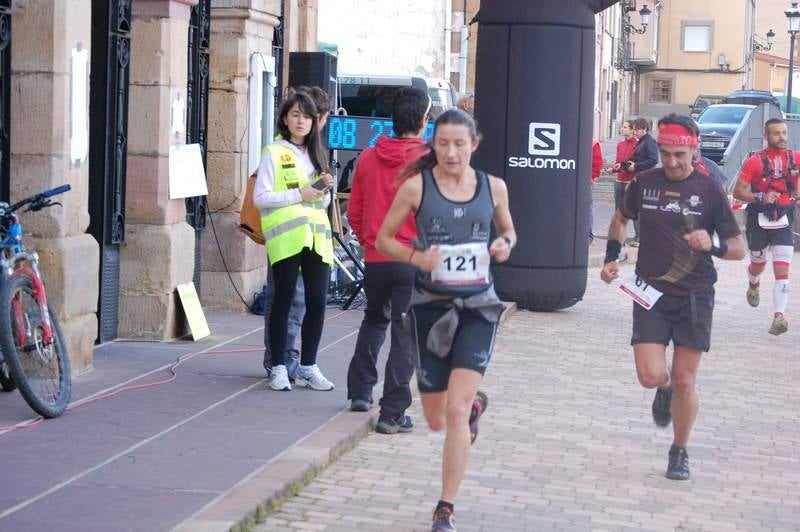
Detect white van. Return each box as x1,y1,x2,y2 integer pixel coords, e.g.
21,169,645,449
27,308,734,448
337,74,458,119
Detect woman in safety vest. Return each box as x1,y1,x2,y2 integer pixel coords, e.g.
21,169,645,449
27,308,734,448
254,90,335,392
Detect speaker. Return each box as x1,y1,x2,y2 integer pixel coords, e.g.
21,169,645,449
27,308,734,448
288,52,338,108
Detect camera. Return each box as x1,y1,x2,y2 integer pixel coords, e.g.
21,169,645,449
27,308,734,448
622,160,635,172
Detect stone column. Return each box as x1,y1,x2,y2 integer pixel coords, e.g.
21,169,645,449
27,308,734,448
119,0,198,339
202,0,282,310
11,0,99,371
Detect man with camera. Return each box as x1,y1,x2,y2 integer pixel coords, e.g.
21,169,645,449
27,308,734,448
620,117,659,246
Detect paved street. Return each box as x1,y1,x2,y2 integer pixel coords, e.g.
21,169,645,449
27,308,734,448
256,257,800,532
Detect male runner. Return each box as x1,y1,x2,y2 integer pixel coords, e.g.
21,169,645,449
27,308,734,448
601,113,746,480
733,118,800,335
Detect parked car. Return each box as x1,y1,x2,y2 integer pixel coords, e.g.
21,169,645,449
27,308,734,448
689,94,725,119
696,104,755,163
723,89,781,110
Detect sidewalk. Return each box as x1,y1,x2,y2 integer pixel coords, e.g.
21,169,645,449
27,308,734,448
254,258,800,532
0,308,379,531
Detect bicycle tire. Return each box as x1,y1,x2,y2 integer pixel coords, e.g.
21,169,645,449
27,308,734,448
0,274,71,418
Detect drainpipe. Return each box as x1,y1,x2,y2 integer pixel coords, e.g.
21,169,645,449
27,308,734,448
444,0,452,79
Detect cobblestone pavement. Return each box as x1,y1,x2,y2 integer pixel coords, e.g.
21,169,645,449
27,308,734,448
256,258,800,532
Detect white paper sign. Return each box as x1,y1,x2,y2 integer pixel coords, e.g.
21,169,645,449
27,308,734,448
169,144,208,199
70,45,89,164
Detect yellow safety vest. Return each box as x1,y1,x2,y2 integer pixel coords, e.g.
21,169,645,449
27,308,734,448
259,144,333,265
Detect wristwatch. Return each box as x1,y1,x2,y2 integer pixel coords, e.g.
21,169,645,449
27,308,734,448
754,192,765,204
502,235,514,249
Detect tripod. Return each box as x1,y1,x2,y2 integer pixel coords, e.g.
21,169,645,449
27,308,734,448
328,151,365,310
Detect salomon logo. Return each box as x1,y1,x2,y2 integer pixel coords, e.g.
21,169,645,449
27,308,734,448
528,122,561,156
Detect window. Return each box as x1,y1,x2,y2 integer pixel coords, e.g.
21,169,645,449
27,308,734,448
649,79,672,104
683,23,712,52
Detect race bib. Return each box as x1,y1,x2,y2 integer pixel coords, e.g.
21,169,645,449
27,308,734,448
619,273,663,310
758,212,789,229
431,243,491,286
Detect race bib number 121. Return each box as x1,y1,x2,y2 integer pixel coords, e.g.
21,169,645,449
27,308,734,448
431,243,491,286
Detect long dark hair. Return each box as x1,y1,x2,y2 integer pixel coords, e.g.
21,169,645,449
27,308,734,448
276,90,328,174
398,108,482,181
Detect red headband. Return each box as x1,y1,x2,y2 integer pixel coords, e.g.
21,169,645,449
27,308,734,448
658,123,698,146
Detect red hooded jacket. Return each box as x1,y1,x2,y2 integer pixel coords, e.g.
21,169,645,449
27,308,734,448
348,136,428,262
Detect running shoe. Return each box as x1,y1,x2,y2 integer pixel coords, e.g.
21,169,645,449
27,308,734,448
769,314,789,336
431,507,456,531
651,386,673,428
268,364,291,391
746,283,760,308
469,391,489,444
375,414,414,434
350,398,372,412
294,364,335,391
666,444,690,481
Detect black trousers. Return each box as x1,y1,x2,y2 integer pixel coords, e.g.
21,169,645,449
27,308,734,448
346,262,416,419
269,247,330,367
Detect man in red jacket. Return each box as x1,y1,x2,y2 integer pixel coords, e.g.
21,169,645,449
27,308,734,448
346,87,430,433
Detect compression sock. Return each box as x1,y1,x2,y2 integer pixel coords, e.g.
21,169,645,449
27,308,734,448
774,279,789,315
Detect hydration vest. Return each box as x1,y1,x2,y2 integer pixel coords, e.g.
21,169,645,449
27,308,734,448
259,144,333,265
752,149,797,204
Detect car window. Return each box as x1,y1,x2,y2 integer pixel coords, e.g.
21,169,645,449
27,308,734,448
697,106,750,124
339,84,406,117
428,87,451,119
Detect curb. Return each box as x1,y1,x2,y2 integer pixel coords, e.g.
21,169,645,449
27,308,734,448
177,302,520,532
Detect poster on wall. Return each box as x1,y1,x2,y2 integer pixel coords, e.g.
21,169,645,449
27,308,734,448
168,143,208,199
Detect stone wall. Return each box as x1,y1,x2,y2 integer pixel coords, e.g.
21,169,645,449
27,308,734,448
202,0,283,311
11,0,99,370
118,0,199,339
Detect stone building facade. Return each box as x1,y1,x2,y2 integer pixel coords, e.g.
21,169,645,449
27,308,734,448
7,0,317,370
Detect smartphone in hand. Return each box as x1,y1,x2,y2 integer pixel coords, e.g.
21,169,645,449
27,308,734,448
311,179,330,192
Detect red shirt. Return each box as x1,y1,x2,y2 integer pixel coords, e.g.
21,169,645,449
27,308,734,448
612,136,638,183
591,141,603,184
348,136,428,262
738,148,800,206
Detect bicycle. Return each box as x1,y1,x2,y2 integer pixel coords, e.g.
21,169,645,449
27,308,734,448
0,184,72,418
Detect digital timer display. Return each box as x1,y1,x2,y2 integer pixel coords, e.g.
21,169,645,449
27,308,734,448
326,116,434,151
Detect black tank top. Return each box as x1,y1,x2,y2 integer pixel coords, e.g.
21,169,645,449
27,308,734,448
414,169,495,297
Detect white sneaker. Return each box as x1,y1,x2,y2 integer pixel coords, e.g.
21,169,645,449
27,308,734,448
268,364,291,391
294,364,334,391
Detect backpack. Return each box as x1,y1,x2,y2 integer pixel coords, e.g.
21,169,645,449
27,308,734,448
239,170,265,245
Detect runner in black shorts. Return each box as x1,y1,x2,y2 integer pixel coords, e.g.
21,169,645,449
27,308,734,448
377,109,515,532
733,118,800,335
601,113,746,481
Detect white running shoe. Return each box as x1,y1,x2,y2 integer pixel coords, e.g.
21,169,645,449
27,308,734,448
294,364,335,391
268,364,291,391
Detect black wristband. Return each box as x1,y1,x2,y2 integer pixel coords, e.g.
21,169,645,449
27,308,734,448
605,239,622,263
711,240,728,258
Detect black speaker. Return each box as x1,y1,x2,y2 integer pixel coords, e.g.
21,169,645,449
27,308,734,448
288,52,338,108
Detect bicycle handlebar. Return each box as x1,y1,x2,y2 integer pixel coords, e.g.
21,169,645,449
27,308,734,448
42,184,71,198
8,184,71,213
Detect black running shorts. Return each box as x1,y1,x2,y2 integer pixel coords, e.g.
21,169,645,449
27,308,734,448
631,287,715,353
746,213,795,251
408,301,498,394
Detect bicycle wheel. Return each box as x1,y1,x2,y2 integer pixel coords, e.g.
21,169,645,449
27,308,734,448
0,274,71,418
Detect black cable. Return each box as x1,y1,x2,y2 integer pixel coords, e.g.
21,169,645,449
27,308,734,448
206,209,255,312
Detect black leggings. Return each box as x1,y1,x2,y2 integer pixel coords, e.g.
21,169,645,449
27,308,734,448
269,248,330,367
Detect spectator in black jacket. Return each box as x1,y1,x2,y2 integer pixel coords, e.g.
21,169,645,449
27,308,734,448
628,117,659,173
622,117,659,245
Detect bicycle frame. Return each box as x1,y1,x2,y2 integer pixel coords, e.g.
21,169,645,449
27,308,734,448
0,217,53,347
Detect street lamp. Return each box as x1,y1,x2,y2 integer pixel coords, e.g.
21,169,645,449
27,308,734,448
786,2,800,113
754,29,776,52
623,4,651,35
